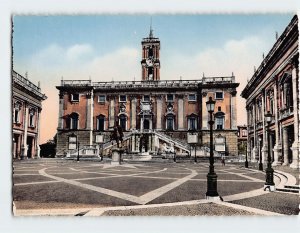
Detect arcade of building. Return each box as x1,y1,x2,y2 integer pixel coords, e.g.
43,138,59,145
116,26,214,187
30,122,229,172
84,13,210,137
241,15,299,169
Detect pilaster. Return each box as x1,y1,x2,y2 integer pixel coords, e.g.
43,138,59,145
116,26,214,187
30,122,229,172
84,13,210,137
290,64,299,168
58,92,64,129
156,95,162,130
202,92,208,130
272,81,282,166
230,90,237,129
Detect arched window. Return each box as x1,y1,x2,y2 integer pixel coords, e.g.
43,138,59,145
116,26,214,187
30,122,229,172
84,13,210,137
67,112,79,130
166,114,175,131
187,114,198,131
14,102,22,123
215,112,225,130
148,47,153,57
96,115,105,131
119,114,127,131
29,108,36,127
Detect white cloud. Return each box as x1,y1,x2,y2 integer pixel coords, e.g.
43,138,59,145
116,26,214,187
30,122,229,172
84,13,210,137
66,44,93,62
162,36,268,125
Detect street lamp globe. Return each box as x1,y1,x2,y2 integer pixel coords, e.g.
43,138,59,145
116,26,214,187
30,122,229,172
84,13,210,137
206,96,216,112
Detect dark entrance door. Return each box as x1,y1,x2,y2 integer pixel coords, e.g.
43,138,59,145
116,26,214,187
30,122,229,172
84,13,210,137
143,119,150,130
27,136,33,158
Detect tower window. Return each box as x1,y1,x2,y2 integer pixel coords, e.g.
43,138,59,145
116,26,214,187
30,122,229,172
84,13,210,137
98,95,106,103
167,94,174,102
119,95,127,102
143,95,150,102
71,93,79,102
148,47,153,57
148,67,153,80
215,92,224,100
188,94,196,101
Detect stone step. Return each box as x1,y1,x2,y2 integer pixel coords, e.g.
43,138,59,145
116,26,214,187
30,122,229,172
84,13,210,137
284,185,300,190
276,188,299,193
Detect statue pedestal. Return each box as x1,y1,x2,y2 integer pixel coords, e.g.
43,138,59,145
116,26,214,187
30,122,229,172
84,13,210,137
111,148,123,165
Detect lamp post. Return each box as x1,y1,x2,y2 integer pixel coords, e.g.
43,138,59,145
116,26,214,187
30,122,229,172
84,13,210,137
245,140,249,168
258,137,263,171
264,111,275,191
205,96,219,200
77,135,80,162
194,143,197,163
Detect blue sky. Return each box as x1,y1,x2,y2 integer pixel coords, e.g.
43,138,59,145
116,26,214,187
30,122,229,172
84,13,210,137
13,14,294,142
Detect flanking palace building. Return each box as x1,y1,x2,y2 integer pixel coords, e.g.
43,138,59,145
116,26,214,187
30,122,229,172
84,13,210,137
241,15,299,168
12,71,47,159
56,28,239,158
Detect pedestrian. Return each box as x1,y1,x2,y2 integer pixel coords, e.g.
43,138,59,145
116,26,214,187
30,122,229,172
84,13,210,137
221,157,225,166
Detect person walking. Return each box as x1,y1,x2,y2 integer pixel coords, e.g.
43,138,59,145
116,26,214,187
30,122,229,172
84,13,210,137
221,156,225,166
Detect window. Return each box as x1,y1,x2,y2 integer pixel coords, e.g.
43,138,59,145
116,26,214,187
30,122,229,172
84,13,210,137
166,115,174,130
119,95,127,102
242,129,247,137
215,92,223,99
143,95,150,102
67,113,79,130
14,102,21,123
218,106,221,111
96,115,105,131
148,67,153,80
188,117,197,131
29,109,35,127
148,47,153,57
71,93,79,102
166,94,174,102
188,94,196,101
98,95,106,103
119,114,127,131
216,116,224,130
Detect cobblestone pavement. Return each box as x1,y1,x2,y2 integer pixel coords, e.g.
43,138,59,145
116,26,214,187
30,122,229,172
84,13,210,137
12,159,299,216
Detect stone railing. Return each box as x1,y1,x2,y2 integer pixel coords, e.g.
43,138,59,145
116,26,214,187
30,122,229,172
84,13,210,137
59,76,236,89
13,71,46,99
61,80,92,86
92,80,201,89
202,76,234,84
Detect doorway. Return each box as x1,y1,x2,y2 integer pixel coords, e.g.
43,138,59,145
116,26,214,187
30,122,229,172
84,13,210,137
143,119,150,130
27,136,33,158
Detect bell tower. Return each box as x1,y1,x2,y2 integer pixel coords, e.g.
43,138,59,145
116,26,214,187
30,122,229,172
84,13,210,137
141,25,161,81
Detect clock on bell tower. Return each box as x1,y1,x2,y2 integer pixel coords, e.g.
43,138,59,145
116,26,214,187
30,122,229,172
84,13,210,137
141,26,160,81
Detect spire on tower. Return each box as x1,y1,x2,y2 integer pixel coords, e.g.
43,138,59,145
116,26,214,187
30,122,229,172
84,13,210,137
149,17,153,38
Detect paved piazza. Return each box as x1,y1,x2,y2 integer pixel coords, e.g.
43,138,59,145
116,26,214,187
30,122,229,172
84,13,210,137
13,159,299,216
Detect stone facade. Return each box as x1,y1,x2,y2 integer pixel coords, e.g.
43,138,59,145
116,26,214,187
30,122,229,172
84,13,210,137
12,71,47,159
56,28,239,157
241,15,299,168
